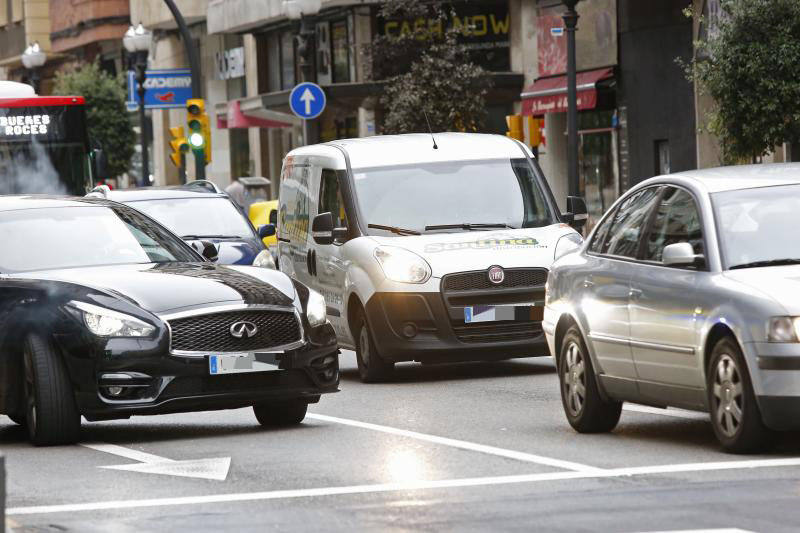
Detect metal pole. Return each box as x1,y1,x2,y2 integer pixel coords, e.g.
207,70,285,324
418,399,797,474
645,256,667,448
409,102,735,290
136,55,149,187
297,14,315,146
563,0,580,198
162,0,205,180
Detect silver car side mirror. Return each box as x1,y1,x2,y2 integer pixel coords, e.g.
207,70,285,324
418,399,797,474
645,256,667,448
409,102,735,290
663,242,703,267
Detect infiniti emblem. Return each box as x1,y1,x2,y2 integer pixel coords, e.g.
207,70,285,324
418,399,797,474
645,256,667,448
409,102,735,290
488,265,505,285
229,321,258,339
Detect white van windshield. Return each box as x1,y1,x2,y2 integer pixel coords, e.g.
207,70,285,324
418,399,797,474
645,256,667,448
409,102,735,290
352,158,555,234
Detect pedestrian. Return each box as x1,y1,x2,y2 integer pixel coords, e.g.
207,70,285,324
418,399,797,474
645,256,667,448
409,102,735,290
225,176,246,209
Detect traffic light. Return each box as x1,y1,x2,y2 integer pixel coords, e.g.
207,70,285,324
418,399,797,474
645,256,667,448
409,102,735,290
506,115,524,142
186,98,211,164
169,126,189,168
528,116,543,148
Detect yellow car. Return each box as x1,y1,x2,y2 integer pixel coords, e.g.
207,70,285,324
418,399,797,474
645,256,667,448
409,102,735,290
249,199,278,248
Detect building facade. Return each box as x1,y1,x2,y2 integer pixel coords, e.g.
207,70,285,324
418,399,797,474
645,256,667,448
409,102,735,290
0,0,52,90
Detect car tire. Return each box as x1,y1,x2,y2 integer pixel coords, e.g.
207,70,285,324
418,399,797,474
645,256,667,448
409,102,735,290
558,326,622,433
354,309,394,383
708,337,772,454
253,400,308,427
23,333,81,446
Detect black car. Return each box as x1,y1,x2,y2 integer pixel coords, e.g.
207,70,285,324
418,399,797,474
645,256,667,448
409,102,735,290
87,181,276,267
0,196,338,446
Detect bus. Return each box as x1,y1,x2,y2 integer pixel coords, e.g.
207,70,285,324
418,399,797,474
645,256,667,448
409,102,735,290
0,81,102,195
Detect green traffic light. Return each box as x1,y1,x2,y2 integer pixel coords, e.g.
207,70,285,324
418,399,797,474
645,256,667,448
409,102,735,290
189,132,205,148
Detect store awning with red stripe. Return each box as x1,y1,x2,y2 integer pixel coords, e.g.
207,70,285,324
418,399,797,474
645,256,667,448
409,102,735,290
215,99,300,130
521,67,613,116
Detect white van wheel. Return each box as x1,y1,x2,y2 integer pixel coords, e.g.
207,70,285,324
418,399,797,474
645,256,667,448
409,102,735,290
354,310,393,383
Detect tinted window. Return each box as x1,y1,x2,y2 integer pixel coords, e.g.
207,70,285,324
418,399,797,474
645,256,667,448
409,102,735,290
0,205,198,273
319,169,347,227
602,187,661,258
589,210,615,253
643,187,704,262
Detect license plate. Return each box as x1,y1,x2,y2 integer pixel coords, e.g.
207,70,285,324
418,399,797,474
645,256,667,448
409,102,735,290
208,353,280,375
464,304,544,324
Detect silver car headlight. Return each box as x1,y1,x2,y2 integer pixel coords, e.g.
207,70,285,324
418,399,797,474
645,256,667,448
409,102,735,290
554,233,583,261
253,250,277,269
306,289,327,327
767,317,800,342
68,301,155,338
374,246,432,284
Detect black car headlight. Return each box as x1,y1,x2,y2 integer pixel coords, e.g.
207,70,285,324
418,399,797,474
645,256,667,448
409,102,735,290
306,289,327,328
67,301,155,338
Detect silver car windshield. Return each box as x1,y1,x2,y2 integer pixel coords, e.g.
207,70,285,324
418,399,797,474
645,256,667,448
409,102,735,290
713,184,800,269
352,158,555,234
129,197,254,240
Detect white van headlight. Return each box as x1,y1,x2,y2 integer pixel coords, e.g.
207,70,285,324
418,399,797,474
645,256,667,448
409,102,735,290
253,250,277,269
306,289,327,327
554,233,583,261
374,246,432,284
68,301,155,337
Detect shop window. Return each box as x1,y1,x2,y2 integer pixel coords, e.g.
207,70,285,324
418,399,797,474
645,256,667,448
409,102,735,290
331,19,350,83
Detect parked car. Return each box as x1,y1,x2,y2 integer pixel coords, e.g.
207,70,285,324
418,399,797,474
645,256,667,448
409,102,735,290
277,133,587,382
88,182,276,268
0,196,338,446
544,163,800,453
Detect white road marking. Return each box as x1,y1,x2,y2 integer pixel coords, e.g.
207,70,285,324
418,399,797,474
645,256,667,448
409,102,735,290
640,530,755,533
623,404,709,421
306,412,602,473
10,456,800,516
81,442,231,481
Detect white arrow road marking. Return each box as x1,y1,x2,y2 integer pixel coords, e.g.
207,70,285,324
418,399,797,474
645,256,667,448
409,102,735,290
300,88,315,115
81,442,231,481
9,456,800,516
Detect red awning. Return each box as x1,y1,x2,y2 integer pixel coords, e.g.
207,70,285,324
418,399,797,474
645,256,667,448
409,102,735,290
216,100,293,129
521,67,613,116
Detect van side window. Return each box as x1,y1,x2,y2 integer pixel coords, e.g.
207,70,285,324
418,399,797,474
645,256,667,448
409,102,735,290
319,169,347,228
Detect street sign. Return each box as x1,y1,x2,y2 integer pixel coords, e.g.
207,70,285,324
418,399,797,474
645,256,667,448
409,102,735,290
126,68,193,111
289,82,326,120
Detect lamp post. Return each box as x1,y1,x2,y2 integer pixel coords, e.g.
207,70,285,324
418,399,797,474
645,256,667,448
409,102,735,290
562,0,580,198
123,23,153,186
284,0,322,145
21,42,46,94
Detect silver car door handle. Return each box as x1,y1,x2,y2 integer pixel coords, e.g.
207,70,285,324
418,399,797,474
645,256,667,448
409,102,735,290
583,279,595,288
629,288,643,300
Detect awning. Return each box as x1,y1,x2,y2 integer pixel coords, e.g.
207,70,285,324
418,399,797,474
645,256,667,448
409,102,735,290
215,98,301,130
521,67,613,116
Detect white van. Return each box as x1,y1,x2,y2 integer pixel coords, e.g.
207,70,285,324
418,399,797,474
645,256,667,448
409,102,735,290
277,133,587,382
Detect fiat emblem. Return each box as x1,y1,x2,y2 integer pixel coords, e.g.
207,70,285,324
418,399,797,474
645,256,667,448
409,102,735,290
229,321,258,339
488,266,505,285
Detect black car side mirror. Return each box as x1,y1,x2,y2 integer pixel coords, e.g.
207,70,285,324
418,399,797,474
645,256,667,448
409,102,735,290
258,224,276,239
563,196,588,230
269,209,278,225
312,212,335,245
197,240,219,262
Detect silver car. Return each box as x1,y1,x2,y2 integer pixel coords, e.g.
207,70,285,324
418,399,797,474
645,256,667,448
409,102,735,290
544,163,800,453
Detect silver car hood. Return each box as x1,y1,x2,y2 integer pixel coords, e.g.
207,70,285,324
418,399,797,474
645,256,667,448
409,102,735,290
724,265,800,314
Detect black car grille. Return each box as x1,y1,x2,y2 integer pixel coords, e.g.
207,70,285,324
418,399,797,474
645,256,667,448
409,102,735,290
168,309,301,353
442,268,548,292
452,322,543,343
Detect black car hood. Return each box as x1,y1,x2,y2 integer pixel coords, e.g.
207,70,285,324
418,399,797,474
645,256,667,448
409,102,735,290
12,263,296,314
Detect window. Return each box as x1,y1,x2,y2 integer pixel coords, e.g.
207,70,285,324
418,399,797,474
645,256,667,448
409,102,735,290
643,187,704,263
266,32,280,92
588,210,615,254
601,187,661,258
331,19,350,83
319,169,347,228
280,31,296,90
655,139,670,175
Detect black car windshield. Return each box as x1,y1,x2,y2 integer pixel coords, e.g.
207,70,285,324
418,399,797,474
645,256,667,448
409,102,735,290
129,197,254,239
353,158,555,234
712,184,800,269
0,205,199,273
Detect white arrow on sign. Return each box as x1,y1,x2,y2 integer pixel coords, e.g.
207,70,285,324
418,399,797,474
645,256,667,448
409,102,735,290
81,442,231,481
300,88,315,115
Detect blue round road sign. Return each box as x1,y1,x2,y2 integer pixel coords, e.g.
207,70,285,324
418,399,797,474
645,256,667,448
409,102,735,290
289,82,326,120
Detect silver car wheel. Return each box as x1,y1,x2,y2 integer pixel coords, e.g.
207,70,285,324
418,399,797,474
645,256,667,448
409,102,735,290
359,326,371,367
712,354,744,438
563,341,586,416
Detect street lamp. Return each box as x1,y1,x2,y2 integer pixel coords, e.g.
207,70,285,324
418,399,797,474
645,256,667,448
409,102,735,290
562,0,580,198
124,22,153,186
284,0,322,146
21,42,46,94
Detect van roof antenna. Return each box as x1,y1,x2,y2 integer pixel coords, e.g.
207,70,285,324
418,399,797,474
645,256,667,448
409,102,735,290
422,110,438,150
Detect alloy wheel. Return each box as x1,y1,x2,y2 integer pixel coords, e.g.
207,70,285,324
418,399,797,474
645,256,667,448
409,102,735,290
359,326,371,367
712,354,744,438
563,341,586,416
23,344,37,436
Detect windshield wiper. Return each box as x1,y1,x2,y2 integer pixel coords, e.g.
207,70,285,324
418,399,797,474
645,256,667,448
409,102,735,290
729,258,800,270
424,223,517,231
367,224,421,236
181,234,236,240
